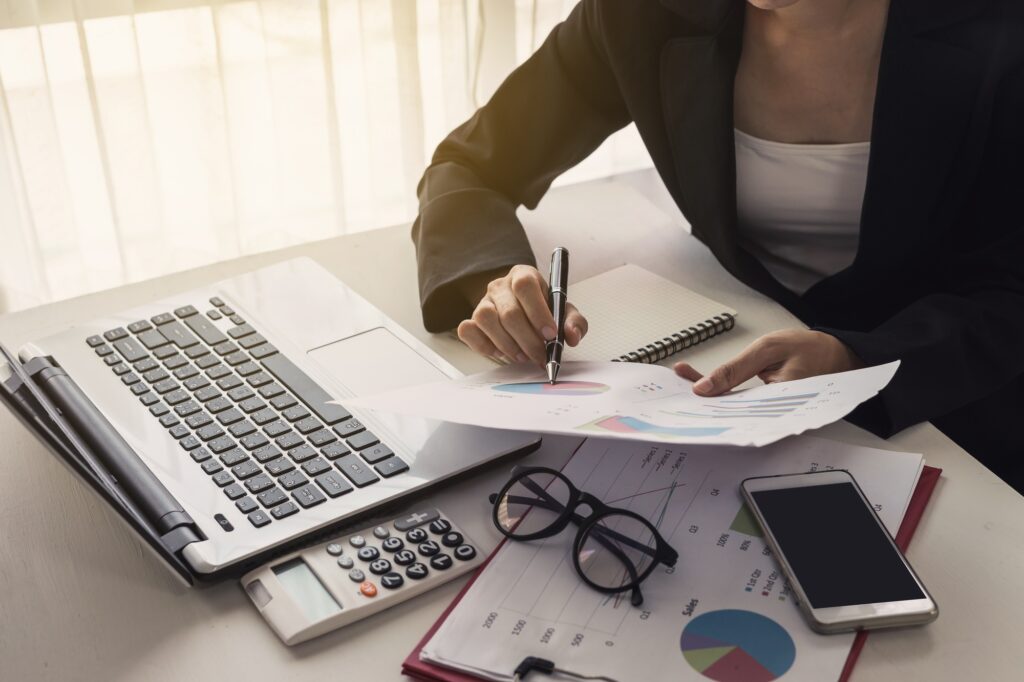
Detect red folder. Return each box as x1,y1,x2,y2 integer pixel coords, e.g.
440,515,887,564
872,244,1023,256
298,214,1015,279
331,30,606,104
402,466,942,682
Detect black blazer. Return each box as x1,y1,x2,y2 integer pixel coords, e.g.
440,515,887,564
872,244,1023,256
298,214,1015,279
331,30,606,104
412,0,1024,488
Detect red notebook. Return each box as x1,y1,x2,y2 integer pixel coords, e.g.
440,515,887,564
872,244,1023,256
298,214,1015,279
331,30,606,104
402,465,942,682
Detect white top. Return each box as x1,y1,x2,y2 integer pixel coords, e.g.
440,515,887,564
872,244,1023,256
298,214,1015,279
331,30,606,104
734,128,870,294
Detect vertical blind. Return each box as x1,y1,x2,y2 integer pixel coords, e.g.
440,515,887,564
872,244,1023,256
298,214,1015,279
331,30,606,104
0,0,650,314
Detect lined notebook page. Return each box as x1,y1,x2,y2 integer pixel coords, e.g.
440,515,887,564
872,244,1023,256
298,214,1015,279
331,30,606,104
564,264,738,362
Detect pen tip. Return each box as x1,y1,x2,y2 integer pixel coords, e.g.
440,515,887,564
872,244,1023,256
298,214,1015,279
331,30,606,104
546,362,558,384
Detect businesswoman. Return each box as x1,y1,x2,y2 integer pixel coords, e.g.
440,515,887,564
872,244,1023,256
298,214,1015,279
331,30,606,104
411,0,1024,490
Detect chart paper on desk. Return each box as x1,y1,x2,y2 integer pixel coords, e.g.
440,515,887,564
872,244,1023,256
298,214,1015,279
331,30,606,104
421,437,924,682
348,361,899,447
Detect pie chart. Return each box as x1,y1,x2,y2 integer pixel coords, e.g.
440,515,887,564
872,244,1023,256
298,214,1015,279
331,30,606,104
492,381,610,396
681,610,796,682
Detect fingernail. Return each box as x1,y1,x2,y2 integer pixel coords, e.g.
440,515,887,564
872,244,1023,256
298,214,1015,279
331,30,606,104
572,325,583,340
516,353,528,363
541,326,556,340
694,377,713,393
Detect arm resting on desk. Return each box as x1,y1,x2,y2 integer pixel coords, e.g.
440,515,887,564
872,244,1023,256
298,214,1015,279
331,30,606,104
412,0,630,332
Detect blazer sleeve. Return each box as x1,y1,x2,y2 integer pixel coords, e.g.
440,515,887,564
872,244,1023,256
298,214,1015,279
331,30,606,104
412,0,631,332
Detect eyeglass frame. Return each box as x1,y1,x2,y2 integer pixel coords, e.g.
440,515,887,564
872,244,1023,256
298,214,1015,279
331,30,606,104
489,466,679,606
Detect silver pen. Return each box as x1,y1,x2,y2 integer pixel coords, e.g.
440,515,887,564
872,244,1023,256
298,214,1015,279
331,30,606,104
545,247,569,384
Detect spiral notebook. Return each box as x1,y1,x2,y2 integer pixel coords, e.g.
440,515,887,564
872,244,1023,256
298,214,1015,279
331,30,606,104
565,264,738,364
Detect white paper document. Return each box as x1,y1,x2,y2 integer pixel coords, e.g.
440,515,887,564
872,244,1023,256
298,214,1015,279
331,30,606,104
348,361,899,447
421,436,925,682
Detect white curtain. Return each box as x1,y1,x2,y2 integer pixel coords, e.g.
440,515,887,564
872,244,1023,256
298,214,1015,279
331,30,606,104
0,0,650,314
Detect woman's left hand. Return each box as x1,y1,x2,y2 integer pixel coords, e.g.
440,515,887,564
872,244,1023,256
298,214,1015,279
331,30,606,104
674,330,864,396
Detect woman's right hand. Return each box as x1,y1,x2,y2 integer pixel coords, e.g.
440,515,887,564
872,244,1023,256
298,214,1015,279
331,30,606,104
457,265,589,365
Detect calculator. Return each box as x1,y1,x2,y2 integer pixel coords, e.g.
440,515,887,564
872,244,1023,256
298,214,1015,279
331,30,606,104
241,508,483,644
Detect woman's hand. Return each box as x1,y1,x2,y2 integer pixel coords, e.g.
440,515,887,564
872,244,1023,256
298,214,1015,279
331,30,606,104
674,329,864,396
457,265,589,365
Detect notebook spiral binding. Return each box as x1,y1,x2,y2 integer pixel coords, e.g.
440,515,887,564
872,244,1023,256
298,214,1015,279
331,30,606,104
612,313,736,364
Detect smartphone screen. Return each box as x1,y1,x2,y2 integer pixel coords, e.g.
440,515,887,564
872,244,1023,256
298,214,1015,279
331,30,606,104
750,482,924,608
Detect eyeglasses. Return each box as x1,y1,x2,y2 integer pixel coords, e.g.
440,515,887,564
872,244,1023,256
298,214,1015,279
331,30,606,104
489,466,678,606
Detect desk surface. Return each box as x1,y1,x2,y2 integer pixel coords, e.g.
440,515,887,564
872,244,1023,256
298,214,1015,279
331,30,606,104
1,173,1021,681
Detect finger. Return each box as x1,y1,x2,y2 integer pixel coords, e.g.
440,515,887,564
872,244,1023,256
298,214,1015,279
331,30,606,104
673,361,704,383
564,304,589,346
489,288,547,365
693,338,786,396
508,266,558,339
473,299,526,362
457,320,502,362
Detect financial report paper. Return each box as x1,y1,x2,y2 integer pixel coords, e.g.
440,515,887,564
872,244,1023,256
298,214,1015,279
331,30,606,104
420,436,925,682
348,361,899,447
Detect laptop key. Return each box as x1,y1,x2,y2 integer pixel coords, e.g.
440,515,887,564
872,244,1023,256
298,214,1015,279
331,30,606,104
239,397,265,414
174,305,198,318
209,436,236,454
236,361,261,377
154,346,177,360
186,411,213,429
174,401,201,417
245,473,274,494
375,456,409,478
236,496,258,514
315,471,353,498
172,365,199,380
333,418,365,438
251,408,277,425
207,309,222,320
206,397,232,414
252,445,282,464
210,296,225,307
266,458,296,476
134,357,158,373
292,484,326,509
246,372,272,388
180,435,201,451
239,334,267,350
227,386,254,402
221,449,249,467
197,424,225,441
321,442,350,460
128,320,153,334
164,390,189,406
151,313,175,326
95,344,114,357
231,461,260,480
184,375,210,391
335,455,379,488
185,345,209,359
201,459,223,475
159,320,199,348
227,324,255,339
225,352,248,366
183,313,227,346
113,338,147,363
229,420,256,438
249,344,277,360
223,484,246,500
163,354,188,370
137,329,169,350
196,354,220,370
152,379,177,394
86,334,104,347
140,393,160,406
149,403,170,417
288,444,317,463
103,327,128,342
240,433,269,451
206,364,231,380
271,501,299,520
307,429,336,448
257,487,287,508
278,471,308,490
104,355,122,367
275,432,303,451
190,447,211,463
259,383,285,399
294,416,321,434
217,407,244,425
248,510,271,528
270,394,296,411
346,430,379,451
216,375,242,391
142,368,169,383
130,384,150,397
301,457,331,477
194,386,220,403
261,354,351,425
214,341,238,356
282,405,309,423
230,314,245,325
159,414,180,428
212,471,234,487
361,444,394,464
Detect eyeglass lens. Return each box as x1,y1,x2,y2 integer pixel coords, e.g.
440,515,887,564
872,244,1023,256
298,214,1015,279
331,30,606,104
495,471,572,536
577,514,658,590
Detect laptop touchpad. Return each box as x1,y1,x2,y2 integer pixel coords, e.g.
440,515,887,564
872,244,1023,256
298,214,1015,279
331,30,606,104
306,327,448,398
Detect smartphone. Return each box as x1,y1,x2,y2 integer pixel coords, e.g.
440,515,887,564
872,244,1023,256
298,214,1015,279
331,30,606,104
740,469,938,633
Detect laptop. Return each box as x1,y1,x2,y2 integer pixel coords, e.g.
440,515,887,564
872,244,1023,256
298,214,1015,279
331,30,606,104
0,258,539,584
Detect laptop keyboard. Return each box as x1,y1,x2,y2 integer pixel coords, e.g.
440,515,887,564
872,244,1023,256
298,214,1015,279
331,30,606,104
84,299,409,529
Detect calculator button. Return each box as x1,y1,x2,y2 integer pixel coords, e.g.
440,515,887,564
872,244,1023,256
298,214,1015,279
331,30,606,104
349,535,366,549
394,509,439,531
405,563,429,580
393,549,416,566
430,554,454,571
359,582,378,598
380,572,404,590
372,526,390,539
417,540,440,557
381,537,403,553
326,543,343,556
405,528,428,544
455,544,478,561
429,519,452,535
337,556,354,569
369,559,392,575
349,568,365,582
441,531,464,548
248,510,271,528
357,546,380,562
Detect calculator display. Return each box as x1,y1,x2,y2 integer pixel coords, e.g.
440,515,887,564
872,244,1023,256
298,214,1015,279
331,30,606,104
273,559,342,622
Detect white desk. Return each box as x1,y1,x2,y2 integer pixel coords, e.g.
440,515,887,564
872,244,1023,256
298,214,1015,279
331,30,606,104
1,172,1021,681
